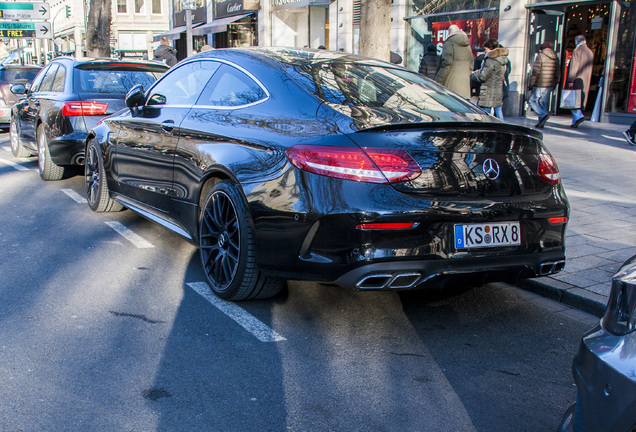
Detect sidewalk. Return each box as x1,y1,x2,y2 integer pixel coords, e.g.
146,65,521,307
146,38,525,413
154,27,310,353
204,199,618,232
506,115,636,317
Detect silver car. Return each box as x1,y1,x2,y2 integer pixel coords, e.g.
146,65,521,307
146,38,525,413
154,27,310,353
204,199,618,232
558,255,636,432
0,63,42,129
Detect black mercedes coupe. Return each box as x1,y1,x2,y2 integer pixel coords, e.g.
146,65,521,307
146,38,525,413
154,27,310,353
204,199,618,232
84,48,569,301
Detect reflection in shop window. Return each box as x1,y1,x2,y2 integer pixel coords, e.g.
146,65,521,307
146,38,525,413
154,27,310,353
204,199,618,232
607,0,635,114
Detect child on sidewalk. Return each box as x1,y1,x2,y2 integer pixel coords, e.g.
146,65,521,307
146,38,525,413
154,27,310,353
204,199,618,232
624,120,636,146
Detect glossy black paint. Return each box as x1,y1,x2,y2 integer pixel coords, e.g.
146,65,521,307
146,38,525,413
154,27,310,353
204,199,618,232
88,48,569,292
11,57,168,167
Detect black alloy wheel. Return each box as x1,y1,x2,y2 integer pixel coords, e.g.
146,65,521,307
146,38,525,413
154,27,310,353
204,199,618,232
199,180,284,300
85,139,123,212
10,117,31,158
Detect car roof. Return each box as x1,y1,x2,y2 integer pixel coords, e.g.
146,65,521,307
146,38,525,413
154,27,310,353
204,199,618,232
50,56,169,69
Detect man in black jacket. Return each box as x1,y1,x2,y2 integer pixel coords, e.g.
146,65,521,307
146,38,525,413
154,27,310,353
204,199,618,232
154,36,178,67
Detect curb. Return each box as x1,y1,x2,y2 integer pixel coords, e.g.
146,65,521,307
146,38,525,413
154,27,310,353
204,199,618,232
517,278,607,318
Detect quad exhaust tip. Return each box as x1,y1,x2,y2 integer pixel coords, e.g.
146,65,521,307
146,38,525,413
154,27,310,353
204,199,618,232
356,272,422,290
540,260,566,276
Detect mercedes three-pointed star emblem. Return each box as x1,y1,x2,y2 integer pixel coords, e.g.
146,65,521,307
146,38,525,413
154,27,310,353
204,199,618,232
483,158,500,180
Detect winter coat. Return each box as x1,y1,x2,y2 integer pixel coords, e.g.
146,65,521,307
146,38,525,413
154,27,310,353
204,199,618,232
472,47,509,108
154,44,178,67
418,46,438,80
566,42,594,108
434,31,474,99
529,48,560,88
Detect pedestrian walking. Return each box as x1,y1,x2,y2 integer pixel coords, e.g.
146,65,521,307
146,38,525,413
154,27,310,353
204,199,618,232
470,49,486,104
623,120,636,146
471,38,508,120
565,34,593,128
434,24,474,99
528,41,560,128
418,43,438,80
154,36,178,67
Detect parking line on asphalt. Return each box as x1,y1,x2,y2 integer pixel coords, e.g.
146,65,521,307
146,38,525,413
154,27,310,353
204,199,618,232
2,146,9,152
105,221,155,248
61,188,86,203
0,157,29,171
187,282,287,343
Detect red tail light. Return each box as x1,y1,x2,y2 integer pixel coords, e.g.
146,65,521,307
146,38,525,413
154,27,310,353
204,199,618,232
286,145,421,184
62,101,108,117
356,222,419,230
538,153,561,185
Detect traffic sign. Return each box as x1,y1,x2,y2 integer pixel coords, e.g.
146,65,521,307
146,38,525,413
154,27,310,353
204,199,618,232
0,21,51,39
0,2,50,20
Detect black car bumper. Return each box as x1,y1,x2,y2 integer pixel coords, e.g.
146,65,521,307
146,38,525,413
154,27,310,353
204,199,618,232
48,131,88,165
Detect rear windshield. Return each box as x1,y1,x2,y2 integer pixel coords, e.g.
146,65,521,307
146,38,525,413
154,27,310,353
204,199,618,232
286,61,478,115
74,68,165,94
0,68,40,83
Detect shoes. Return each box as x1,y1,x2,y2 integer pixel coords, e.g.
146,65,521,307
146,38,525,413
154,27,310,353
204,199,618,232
624,131,636,146
571,117,585,128
535,115,550,128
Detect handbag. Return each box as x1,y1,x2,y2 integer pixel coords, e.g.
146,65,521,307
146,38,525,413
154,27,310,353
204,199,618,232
560,89,581,110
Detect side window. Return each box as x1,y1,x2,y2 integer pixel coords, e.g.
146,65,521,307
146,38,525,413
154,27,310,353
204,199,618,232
201,64,267,107
147,60,220,106
29,65,51,92
51,65,66,92
38,64,59,92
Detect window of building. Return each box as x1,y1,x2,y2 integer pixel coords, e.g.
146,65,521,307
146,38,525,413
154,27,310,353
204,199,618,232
152,0,161,14
117,0,127,14
135,0,145,14
606,0,635,114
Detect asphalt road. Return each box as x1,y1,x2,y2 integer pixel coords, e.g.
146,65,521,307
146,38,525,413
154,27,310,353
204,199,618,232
0,133,598,432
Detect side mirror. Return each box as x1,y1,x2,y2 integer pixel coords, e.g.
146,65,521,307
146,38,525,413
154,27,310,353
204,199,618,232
10,84,26,95
125,84,145,109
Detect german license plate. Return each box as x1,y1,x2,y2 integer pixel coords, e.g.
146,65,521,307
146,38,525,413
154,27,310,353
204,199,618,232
454,222,521,249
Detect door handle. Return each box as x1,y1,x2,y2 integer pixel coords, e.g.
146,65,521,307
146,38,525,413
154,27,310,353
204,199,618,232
161,120,175,132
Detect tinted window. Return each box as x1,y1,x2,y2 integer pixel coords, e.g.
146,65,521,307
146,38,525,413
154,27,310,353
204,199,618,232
0,68,41,83
199,64,266,107
51,65,66,92
75,69,163,94
38,64,59,92
287,61,476,114
147,60,219,106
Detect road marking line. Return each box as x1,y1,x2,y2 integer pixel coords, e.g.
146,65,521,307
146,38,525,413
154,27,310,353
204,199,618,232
105,221,154,248
2,146,10,152
187,282,286,342
61,188,85,203
0,157,29,171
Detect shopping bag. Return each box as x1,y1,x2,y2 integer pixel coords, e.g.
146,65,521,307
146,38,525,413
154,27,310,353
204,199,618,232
560,89,581,110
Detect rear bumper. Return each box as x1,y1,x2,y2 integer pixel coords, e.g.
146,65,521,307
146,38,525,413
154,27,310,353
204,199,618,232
48,132,87,165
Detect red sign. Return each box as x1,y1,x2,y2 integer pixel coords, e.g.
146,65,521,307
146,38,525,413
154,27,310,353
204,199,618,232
432,19,499,58
628,45,636,114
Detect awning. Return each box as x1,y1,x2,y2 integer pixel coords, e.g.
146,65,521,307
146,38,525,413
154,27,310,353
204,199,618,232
191,13,251,36
153,23,202,42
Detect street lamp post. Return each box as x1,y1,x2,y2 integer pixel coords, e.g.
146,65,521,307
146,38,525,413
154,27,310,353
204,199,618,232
182,0,195,57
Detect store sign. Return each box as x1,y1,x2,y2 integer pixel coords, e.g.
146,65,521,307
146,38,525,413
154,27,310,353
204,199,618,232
628,46,636,114
432,19,498,58
215,0,259,18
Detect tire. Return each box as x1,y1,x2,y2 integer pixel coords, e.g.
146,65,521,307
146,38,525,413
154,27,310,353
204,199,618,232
199,180,284,300
37,124,64,181
10,117,32,158
85,139,123,212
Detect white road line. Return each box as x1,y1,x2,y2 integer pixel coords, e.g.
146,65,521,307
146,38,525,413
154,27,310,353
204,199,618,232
104,221,154,248
2,146,10,152
187,282,286,343
61,188,85,203
0,157,29,171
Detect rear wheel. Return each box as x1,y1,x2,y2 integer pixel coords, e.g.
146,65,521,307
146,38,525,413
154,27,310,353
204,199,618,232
85,139,123,212
199,180,284,300
10,117,32,158
37,124,64,181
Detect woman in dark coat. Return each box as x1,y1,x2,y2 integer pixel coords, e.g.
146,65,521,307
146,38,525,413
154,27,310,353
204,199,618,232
471,38,509,120
418,43,438,80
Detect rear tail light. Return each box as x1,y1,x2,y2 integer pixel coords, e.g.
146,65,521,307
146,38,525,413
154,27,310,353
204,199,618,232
538,153,561,185
356,222,419,230
62,101,108,117
548,217,568,224
286,145,421,184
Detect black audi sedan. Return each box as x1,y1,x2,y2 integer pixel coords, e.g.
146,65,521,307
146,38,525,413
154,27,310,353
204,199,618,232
85,48,569,301
9,57,168,180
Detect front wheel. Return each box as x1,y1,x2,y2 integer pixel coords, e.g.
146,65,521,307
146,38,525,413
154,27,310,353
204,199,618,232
37,124,64,181
199,180,284,300
10,117,32,158
85,139,123,212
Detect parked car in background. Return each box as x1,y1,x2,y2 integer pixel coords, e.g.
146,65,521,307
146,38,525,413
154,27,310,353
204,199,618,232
85,48,569,301
9,57,168,180
0,63,42,130
557,255,636,432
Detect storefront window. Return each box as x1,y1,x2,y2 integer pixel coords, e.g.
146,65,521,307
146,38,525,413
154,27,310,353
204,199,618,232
271,6,328,49
607,0,635,114
406,0,499,71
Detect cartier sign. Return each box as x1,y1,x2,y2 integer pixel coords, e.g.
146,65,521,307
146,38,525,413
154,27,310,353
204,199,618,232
215,0,259,18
